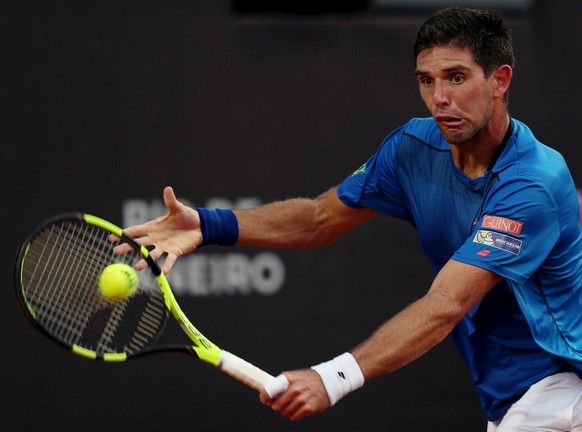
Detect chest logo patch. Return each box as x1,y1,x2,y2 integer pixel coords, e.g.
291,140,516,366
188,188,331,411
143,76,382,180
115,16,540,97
480,215,523,235
473,230,522,255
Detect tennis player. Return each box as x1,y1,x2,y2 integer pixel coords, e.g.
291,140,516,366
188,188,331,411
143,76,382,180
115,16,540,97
121,8,582,430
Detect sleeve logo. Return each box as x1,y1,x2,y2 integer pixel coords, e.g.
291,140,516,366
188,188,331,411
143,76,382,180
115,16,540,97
480,215,523,235
351,163,367,177
473,230,522,255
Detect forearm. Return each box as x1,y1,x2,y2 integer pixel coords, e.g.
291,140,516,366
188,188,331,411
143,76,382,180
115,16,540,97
352,260,501,380
235,198,327,248
269,290,462,413
351,290,459,380
234,187,375,249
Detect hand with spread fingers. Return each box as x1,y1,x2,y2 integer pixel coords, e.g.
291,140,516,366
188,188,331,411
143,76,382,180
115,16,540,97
114,186,202,274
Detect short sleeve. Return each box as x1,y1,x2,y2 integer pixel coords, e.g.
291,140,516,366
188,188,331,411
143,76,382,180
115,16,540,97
337,126,410,220
453,178,560,284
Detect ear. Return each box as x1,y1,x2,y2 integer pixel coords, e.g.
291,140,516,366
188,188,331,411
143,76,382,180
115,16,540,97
491,65,513,99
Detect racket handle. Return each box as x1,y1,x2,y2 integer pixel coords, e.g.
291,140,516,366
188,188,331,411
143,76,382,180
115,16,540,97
219,350,287,394
263,374,290,399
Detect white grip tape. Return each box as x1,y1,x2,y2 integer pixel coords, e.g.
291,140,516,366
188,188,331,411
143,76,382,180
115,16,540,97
264,374,290,399
218,350,276,392
311,352,364,406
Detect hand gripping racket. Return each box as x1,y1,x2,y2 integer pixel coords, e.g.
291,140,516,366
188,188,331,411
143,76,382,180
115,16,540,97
14,212,289,396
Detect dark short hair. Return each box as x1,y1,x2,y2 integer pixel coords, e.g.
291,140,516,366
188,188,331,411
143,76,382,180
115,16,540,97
414,7,515,77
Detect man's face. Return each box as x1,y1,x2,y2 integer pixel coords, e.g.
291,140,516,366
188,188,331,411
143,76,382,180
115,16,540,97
415,45,497,146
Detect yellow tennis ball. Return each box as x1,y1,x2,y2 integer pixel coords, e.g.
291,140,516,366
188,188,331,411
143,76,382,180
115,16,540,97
98,263,138,301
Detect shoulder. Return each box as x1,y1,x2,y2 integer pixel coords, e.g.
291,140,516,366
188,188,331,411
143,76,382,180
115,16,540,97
377,117,446,155
501,119,567,172
495,119,570,189
488,120,574,219
402,117,447,148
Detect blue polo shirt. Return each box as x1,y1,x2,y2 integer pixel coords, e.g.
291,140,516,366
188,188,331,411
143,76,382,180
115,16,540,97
337,117,582,421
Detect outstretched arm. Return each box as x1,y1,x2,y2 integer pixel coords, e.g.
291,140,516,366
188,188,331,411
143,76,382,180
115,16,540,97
260,259,502,420
117,185,376,273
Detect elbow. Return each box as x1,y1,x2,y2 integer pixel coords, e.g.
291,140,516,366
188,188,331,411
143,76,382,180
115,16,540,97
309,228,342,247
300,229,341,249
426,289,471,335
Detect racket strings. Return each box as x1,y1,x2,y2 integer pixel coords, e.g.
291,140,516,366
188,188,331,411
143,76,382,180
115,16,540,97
95,297,130,353
25,222,112,343
125,295,167,353
20,219,168,357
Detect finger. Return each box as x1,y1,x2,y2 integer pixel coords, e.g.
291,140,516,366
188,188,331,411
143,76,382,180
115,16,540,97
122,222,149,239
134,259,149,271
161,254,177,275
270,381,301,415
163,186,179,212
147,247,167,263
130,248,162,272
259,391,272,406
264,374,289,399
289,406,312,422
112,242,132,256
260,374,289,407
279,393,320,421
269,374,328,421
275,393,307,421
113,233,154,255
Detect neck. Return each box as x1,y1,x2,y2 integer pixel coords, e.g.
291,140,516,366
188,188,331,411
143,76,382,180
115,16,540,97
451,113,510,180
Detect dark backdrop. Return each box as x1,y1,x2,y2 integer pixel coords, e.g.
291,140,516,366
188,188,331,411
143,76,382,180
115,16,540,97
3,1,581,430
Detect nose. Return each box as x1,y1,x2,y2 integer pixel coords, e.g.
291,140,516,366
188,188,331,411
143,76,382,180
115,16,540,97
432,81,449,106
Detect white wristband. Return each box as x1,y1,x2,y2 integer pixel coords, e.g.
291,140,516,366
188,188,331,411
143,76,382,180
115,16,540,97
311,352,365,406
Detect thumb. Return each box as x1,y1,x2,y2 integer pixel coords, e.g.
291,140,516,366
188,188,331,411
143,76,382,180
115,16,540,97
163,186,180,213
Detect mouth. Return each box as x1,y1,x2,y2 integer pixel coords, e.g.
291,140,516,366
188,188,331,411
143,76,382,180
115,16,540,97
435,115,464,127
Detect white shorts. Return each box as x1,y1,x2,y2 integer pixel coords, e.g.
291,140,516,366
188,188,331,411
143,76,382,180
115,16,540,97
487,372,582,432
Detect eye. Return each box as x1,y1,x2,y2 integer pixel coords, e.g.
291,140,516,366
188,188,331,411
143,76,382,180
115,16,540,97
451,74,465,84
419,76,433,86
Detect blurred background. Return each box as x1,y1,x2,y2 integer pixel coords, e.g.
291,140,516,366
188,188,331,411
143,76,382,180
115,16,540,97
3,0,581,430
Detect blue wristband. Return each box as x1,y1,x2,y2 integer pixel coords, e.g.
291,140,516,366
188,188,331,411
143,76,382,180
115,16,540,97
196,208,239,246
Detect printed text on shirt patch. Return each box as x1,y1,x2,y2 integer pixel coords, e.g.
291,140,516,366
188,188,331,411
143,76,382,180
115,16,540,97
473,230,522,255
480,215,523,235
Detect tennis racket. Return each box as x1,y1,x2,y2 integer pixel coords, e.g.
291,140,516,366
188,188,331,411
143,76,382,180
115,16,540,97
14,212,289,395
